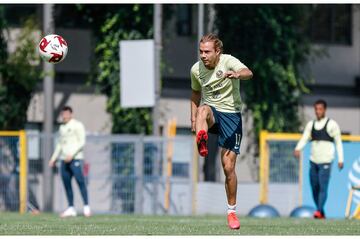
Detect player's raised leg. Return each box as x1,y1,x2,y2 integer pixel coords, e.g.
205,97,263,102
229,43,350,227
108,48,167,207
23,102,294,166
221,149,240,229
195,105,215,157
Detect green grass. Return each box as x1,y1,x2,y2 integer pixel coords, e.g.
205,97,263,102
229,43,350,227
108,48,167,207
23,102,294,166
0,213,359,235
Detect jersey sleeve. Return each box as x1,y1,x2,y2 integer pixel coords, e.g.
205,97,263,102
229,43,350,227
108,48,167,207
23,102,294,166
50,142,61,162
295,121,313,151
227,55,248,72
328,120,344,163
190,64,201,91
328,120,341,138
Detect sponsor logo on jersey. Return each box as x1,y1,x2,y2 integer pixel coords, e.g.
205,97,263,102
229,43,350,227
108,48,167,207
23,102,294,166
216,70,223,78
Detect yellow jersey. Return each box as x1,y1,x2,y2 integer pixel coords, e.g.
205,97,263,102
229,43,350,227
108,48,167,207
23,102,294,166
191,54,248,113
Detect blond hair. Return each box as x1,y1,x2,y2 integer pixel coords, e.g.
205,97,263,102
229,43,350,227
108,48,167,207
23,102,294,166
200,33,223,53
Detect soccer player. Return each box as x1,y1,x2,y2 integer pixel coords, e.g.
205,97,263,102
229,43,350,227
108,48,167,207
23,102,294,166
190,33,253,229
49,106,91,217
294,99,344,219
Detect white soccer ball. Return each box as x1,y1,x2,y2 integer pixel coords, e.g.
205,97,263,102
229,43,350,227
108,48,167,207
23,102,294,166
38,34,68,64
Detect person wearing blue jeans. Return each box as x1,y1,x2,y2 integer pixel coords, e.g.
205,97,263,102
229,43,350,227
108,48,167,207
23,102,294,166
49,106,91,217
60,159,88,211
294,99,344,219
309,161,331,216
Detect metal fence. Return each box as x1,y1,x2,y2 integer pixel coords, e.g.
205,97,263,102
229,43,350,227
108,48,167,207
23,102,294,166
259,131,303,214
0,135,19,211
268,141,299,183
26,132,195,215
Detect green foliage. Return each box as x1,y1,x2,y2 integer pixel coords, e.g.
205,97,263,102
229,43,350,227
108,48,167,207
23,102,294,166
0,11,40,130
0,8,7,69
215,5,313,135
77,5,154,134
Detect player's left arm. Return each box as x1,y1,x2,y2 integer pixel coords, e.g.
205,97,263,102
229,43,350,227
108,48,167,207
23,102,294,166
224,68,253,80
224,56,253,80
329,120,344,169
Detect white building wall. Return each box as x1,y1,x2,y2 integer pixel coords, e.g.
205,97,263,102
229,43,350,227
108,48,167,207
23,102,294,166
159,98,191,128
27,92,112,133
301,5,360,135
308,6,360,87
301,104,360,135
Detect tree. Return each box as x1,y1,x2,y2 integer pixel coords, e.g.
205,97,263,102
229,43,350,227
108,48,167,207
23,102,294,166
215,5,313,136
94,8,154,134
62,4,154,134
214,5,315,181
0,8,41,130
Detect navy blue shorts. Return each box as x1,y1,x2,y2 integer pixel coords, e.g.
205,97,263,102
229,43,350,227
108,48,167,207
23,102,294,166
208,105,243,154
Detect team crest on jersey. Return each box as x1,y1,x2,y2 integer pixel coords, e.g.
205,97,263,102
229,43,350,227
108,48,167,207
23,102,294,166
216,70,223,78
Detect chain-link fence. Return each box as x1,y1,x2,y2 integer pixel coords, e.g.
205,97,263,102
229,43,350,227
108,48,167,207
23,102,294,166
269,141,299,183
259,131,303,215
0,135,19,211
26,132,195,215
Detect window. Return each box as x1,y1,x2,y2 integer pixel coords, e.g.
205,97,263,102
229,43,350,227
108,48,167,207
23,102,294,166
176,5,192,36
172,162,189,177
310,4,352,45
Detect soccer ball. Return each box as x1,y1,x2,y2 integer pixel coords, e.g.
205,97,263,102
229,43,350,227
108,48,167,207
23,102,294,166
38,34,68,64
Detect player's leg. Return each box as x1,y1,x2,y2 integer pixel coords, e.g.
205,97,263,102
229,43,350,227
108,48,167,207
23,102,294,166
217,111,242,229
309,161,321,218
1,176,13,210
195,105,215,134
317,163,331,218
70,160,91,217
28,187,40,214
221,148,240,229
195,105,216,157
60,161,77,217
221,149,238,205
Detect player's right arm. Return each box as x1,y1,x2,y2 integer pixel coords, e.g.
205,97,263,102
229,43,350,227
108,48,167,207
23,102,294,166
49,132,62,167
190,63,201,133
191,90,201,132
293,121,312,158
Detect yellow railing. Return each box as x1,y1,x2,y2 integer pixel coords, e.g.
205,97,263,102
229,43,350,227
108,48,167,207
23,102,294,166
192,136,199,215
164,118,177,212
0,131,27,214
19,130,27,214
259,130,360,204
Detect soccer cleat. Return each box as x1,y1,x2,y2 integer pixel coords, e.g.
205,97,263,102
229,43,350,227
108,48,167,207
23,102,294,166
60,207,77,218
313,210,325,219
227,212,240,230
83,205,91,217
196,130,208,157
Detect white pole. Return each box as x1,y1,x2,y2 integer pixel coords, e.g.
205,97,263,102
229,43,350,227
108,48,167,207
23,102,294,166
153,4,162,136
42,3,54,212
198,4,204,53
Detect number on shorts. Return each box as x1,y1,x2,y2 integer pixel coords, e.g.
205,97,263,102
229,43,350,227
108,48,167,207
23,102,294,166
234,133,241,149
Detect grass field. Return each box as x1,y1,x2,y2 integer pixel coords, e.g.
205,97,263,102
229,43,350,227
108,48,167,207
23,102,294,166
0,212,360,235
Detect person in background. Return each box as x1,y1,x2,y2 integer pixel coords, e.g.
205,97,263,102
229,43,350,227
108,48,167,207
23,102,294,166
294,99,344,219
49,106,90,217
0,139,15,211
